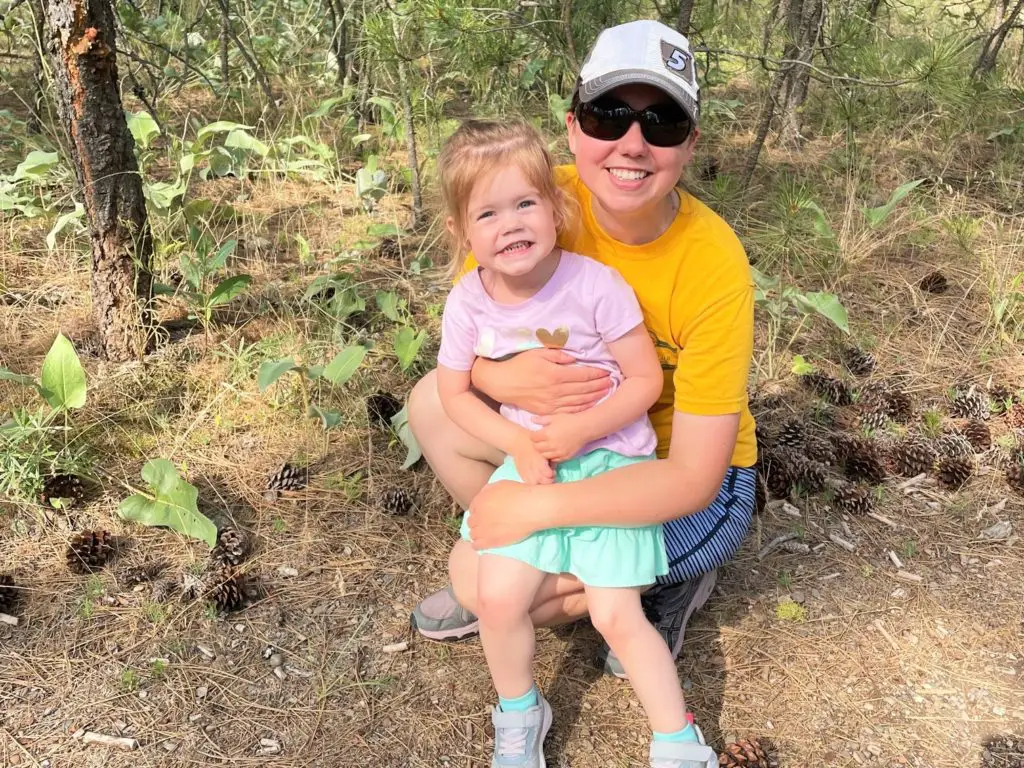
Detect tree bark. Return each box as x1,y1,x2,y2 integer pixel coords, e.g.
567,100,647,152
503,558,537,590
678,0,696,33
391,14,422,226
973,0,1024,76
325,0,347,85
219,2,230,84
43,0,153,361
27,0,47,134
776,0,824,146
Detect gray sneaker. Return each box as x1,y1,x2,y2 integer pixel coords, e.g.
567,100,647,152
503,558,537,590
410,585,479,641
491,694,553,768
648,728,719,768
601,569,718,678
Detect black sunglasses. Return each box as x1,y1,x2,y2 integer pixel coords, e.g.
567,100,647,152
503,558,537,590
574,98,693,148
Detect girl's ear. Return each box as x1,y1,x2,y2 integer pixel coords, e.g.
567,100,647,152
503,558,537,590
445,216,456,236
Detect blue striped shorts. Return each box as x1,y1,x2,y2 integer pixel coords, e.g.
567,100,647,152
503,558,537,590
658,466,756,585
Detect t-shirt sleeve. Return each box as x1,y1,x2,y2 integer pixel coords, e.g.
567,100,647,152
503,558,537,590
436,286,477,372
672,283,754,415
592,264,645,343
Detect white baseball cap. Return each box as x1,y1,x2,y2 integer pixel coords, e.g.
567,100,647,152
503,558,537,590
576,20,700,124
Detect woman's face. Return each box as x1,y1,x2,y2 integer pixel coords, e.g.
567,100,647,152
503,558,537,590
566,83,698,220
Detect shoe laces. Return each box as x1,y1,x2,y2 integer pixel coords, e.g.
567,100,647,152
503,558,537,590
496,726,528,758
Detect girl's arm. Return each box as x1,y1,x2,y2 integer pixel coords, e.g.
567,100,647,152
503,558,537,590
466,410,739,548
530,325,662,461
436,365,554,484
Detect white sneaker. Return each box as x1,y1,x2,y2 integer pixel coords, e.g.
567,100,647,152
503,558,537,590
649,725,719,768
490,694,553,767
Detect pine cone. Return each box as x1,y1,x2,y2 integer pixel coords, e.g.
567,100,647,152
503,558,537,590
775,419,805,449
210,527,248,567
835,483,873,515
719,737,778,768
758,450,793,499
804,435,839,466
858,405,890,432
366,391,402,429
841,345,876,376
960,420,991,451
801,372,853,406
843,439,886,483
266,463,308,491
1007,462,1024,495
150,577,179,603
950,388,989,420
375,236,402,261
981,734,1024,768
935,433,974,460
989,384,1013,414
376,486,414,516
206,566,245,612
936,456,972,489
119,561,166,586
883,389,914,423
1007,403,1024,430
66,530,114,574
890,437,936,477
919,270,948,294
790,456,828,493
0,573,19,615
754,472,767,515
40,473,85,507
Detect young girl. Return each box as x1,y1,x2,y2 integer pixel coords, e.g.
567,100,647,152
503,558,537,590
436,120,717,768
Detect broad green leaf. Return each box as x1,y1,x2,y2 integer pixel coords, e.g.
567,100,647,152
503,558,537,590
225,129,270,158
118,458,217,546
321,345,366,385
548,93,571,126
306,365,324,379
750,266,779,292
0,367,37,388
196,120,252,143
791,291,849,333
10,150,59,182
40,333,86,410
790,354,815,375
394,326,427,371
145,178,187,210
798,200,834,240
152,282,177,297
183,197,213,220
862,179,925,228
208,274,252,306
306,96,347,120
367,95,397,118
351,133,374,147
179,254,203,291
368,223,402,237
375,290,403,322
390,404,422,469
45,203,85,250
126,110,160,150
309,405,343,430
294,233,311,263
209,238,237,269
259,359,298,392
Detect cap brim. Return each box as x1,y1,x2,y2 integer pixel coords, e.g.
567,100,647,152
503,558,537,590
578,68,699,124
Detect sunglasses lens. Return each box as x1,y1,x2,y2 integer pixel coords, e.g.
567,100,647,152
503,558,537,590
577,100,692,147
577,102,632,141
640,105,692,147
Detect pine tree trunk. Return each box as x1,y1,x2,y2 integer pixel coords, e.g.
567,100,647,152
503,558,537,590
43,0,153,361
219,4,230,84
973,0,1024,77
867,0,884,20
678,0,696,33
777,0,823,146
326,0,347,85
391,14,422,226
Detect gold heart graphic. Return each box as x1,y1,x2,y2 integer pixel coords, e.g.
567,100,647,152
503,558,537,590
535,326,569,349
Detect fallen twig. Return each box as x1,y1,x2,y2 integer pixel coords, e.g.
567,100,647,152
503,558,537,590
82,731,139,750
0,612,18,626
828,532,856,552
757,532,799,560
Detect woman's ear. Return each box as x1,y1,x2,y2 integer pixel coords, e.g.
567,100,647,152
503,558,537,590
565,111,578,155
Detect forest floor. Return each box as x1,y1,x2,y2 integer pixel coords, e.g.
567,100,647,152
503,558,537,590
1,85,1023,768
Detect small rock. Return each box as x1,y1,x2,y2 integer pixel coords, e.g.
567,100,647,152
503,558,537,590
195,686,208,700
163,740,179,752
268,653,284,668
189,713,202,723
138,691,148,699
234,623,246,633
980,521,1012,541
196,644,215,660
273,666,287,681
342,546,352,556
277,566,299,578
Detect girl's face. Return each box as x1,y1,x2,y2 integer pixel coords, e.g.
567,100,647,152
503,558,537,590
455,164,558,280
566,84,698,220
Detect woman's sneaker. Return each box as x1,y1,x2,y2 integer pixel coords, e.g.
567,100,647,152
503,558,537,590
491,694,553,768
600,570,718,678
410,585,479,641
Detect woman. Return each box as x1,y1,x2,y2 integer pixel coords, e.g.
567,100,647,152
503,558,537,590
410,17,756,737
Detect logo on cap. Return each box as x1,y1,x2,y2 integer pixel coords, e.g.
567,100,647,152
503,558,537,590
660,40,696,89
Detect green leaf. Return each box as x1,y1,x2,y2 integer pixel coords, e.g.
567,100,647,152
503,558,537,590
375,290,403,322
309,405,343,430
40,333,86,410
224,129,270,158
390,404,422,469
294,233,311,263
394,326,427,371
797,200,834,240
46,203,85,251
0,367,37,389
368,223,402,237
790,354,815,375
118,459,217,547
548,93,572,126
791,291,850,333
209,239,237,269
305,96,347,120
126,111,160,150
258,359,298,392
10,150,59,182
195,120,252,144
321,345,367,385
208,274,252,306
861,178,925,228
145,178,187,210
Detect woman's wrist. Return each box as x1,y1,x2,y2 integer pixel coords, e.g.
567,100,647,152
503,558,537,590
528,482,560,531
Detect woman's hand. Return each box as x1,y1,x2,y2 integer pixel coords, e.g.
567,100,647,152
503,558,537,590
467,481,551,549
530,413,591,463
472,348,610,416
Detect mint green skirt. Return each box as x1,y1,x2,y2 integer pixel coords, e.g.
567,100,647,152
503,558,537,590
461,449,668,588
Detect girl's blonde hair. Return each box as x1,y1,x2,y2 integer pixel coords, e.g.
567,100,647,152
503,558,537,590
437,120,573,273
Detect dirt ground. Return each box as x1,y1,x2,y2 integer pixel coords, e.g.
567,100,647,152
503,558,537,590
2,126,1023,768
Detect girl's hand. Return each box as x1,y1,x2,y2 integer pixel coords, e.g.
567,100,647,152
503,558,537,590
473,349,610,416
530,413,591,463
468,481,550,549
512,439,555,485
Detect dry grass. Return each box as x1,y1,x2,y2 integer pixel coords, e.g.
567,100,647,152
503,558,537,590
2,107,1024,768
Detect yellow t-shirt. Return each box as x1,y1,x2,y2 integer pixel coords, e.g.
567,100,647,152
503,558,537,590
461,165,756,467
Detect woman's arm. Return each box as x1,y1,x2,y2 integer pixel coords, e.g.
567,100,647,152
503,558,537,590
530,325,662,461
471,349,611,415
437,365,554,484
466,410,739,548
